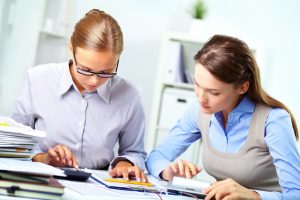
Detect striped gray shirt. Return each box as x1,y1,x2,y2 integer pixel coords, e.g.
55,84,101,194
11,62,146,169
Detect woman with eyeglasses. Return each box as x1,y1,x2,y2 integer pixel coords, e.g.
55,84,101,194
146,35,300,199
11,9,147,182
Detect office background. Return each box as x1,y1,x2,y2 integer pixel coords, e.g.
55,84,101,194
0,0,299,151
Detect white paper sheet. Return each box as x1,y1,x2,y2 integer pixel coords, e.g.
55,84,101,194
0,158,65,176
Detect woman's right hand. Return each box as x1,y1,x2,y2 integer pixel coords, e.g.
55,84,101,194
161,159,201,181
32,144,79,169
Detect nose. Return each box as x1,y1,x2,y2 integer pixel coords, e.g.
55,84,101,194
88,75,101,86
196,88,208,104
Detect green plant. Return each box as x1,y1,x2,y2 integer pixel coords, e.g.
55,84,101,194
190,0,207,19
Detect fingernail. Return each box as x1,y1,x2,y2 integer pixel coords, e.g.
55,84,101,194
68,160,72,166
142,179,146,182
137,178,141,182
56,157,60,161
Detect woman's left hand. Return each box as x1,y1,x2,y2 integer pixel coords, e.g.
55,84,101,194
203,178,261,200
108,161,147,182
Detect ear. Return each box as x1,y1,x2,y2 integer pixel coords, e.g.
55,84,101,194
239,81,249,94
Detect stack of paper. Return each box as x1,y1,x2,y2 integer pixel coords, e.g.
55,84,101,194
0,158,65,200
0,117,46,160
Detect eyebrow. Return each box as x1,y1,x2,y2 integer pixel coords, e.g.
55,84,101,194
193,77,223,92
77,62,115,73
77,63,92,71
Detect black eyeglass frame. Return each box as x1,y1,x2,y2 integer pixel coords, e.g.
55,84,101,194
72,50,119,78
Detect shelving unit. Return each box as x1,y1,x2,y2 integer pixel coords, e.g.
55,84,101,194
39,29,68,38
34,29,68,65
147,32,203,152
0,0,73,114
0,0,46,115
34,0,73,66
147,32,216,182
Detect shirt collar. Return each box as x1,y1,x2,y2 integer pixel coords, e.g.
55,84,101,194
95,78,112,104
58,60,112,104
232,95,255,113
58,61,74,96
214,96,255,125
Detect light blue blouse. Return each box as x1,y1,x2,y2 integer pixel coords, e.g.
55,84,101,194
146,96,300,200
12,62,147,169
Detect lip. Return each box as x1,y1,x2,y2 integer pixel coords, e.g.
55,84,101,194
201,104,210,109
86,84,97,89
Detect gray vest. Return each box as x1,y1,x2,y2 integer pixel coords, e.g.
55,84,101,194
199,104,281,192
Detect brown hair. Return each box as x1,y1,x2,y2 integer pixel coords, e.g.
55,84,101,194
71,9,123,54
194,35,298,139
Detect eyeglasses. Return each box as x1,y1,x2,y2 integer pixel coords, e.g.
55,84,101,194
73,50,119,78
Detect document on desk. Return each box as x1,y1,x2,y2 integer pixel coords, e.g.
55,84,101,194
60,180,159,199
60,170,162,198
60,180,119,196
89,171,159,192
0,117,46,160
60,171,203,199
0,116,46,137
0,158,65,176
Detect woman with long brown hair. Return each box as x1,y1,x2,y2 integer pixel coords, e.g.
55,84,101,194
146,35,300,199
12,9,147,182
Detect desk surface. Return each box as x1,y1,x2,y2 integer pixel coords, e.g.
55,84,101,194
62,188,195,200
0,170,196,200
61,170,196,200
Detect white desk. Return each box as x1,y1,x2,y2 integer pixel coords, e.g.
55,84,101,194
62,188,195,200
0,170,196,200
60,170,196,200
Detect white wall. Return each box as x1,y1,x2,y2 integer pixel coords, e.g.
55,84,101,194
204,0,300,127
203,0,300,150
0,0,46,114
0,0,299,150
73,0,300,149
72,0,194,134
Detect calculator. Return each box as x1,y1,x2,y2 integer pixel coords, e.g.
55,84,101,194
55,168,91,182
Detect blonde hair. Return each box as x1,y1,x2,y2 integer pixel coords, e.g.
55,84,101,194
71,9,123,54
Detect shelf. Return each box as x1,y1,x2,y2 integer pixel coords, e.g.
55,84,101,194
146,32,204,154
166,32,205,44
35,29,69,65
39,29,67,38
163,82,194,90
